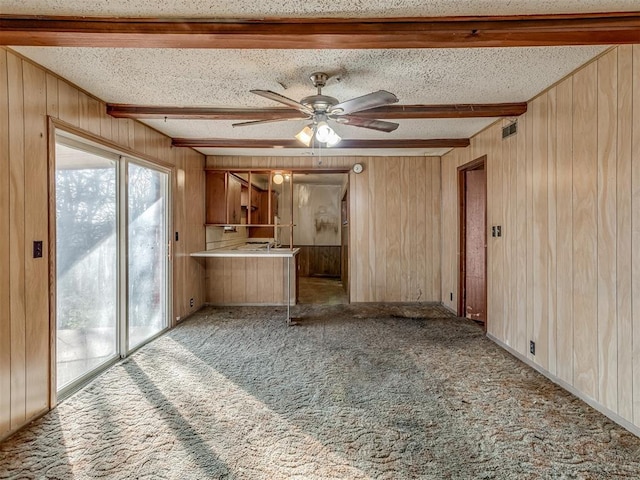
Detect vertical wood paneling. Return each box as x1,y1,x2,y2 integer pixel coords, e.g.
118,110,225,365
496,122,505,336
133,121,146,155
515,113,528,354
45,74,58,118
22,60,49,418
431,157,442,301
172,149,186,322
117,119,129,148
596,50,618,411
245,257,258,300
547,88,558,375
0,49,11,435
416,157,427,300
185,150,205,310
632,45,640,423
507,119,518,347
7,52,26,430
385,160,401,300
532,94,550,369
556,78,574,384
353,160,370,302
207,258,224,304
502,120,513,345
525,95,534,361
87,97,101,136
400,158,413,300
617,45,634,422
373,157,387,300
572,62,599,399
485,129,496,336
231,257,246,304
99,108,113,141
440,153,458,311
56,79,79,127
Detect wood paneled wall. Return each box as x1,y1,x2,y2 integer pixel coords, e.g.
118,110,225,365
0,47,205,440
441,46,640,431
205,256,296,305
207,156,441,302
297,246,341,277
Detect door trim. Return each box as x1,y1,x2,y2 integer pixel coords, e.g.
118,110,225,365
458,155,487,328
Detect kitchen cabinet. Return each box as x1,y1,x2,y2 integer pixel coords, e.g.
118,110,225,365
227,175,242,224
205,171,226,224
205,171,242,224
241,185,260,210
205,169,290,227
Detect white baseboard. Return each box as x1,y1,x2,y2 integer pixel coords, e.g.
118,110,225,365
487,333,640,439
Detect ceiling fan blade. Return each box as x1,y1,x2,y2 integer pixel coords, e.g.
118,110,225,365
250,90,313,114
232,116,310,128
335,115,399,133
329,90,398,116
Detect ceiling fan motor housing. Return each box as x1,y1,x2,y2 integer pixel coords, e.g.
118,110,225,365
301,94,339,113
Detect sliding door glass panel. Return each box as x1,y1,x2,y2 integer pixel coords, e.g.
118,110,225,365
55,143,118,391
127,162,169,350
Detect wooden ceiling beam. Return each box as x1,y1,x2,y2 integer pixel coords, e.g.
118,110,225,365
107,105,308,120
107,103,527,120
171,138,470,149
2,13,640,48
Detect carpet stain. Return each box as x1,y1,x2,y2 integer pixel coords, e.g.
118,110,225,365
1,304,639,479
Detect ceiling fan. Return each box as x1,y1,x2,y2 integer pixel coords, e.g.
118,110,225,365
232,72,400,147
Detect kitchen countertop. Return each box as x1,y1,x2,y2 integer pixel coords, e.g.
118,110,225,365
190,246,300,258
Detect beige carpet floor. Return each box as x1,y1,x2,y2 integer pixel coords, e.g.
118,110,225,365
1,304,640,479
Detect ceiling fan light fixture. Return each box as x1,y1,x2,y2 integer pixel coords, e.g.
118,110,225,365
315,121,333,143
325,129,342,147
295,125,314,146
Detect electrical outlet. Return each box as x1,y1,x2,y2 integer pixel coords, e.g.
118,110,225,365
190,298,194,308
530,340,536,355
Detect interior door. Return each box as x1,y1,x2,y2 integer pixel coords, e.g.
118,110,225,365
463,168,487,325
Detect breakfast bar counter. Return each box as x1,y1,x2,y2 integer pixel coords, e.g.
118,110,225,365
191,246,299,322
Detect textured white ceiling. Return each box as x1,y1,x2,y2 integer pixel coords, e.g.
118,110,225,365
11,47,607,106
4,0,629,156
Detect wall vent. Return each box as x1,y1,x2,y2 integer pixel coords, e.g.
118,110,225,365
502,121,518,139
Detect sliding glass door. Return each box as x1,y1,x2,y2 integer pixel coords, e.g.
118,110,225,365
55,142,119,391
55,135,171,396
127,163,169,350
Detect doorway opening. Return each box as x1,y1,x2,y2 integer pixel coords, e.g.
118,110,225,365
458,156,487,329
291,172,349,305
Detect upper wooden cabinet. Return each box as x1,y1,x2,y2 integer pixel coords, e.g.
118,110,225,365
205,171,226,224
205,171,245,224
227,175,242,225
205,169,290,226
